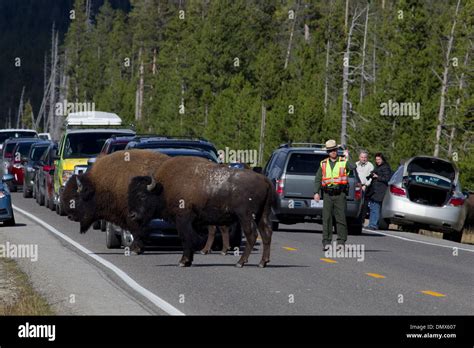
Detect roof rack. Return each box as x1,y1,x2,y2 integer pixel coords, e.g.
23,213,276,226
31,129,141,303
279,142,327,149
132,134,210,142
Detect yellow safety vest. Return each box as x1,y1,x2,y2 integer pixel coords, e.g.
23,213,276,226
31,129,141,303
321,157,348,187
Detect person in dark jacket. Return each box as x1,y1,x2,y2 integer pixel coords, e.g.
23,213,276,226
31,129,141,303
365,153,392,230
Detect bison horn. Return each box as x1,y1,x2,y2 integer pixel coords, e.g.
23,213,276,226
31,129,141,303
76,176,83,193
147,176,157,191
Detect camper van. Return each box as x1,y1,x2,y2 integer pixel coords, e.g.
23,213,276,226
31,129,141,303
53,111,135,215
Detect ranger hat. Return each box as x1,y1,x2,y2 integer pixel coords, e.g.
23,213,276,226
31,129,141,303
323,139,339,151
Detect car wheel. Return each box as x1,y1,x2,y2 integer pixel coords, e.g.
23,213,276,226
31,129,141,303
58,201,66,216
38,190,45,206
100,220,106,232
92,221,101,230
10,183,17,192
378,218,390,230
22,180,29,198
348,223,362,235
272,221,279,231
4,213,15,226
400,225,419,234
121,229,134,248
229,223,243,249
105,222,121,249
442,228,463,243
47,194,55,210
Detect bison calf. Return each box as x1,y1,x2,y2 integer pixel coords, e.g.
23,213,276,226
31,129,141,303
128,156,275,267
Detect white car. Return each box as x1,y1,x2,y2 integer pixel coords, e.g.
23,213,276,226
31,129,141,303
379,156,469,242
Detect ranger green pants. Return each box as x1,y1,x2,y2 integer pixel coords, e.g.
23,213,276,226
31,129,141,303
322,192,347,245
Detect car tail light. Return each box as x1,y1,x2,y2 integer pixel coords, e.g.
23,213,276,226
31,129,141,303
449,197,464,206
276,179,285,195
354,184,362,201
390,185,406,196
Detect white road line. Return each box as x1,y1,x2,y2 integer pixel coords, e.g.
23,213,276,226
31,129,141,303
365,228,474,253
13,205,185,316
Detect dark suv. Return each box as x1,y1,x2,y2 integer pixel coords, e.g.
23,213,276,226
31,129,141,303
264,143,364,234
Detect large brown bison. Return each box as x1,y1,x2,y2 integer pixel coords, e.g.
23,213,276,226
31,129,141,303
127,156,276,268
61,149,169,253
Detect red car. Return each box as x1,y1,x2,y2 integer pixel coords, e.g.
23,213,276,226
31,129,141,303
2,138,40,192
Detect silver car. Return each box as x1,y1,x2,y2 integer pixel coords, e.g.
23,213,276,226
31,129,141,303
379,156,469,242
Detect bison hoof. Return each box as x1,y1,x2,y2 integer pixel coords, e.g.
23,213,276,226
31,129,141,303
258,261,268,268
200,249,210,255
179,261,192,267
220,250,227,256
235,262,244,268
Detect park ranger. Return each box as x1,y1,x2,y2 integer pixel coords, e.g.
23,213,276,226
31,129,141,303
313,139,355,251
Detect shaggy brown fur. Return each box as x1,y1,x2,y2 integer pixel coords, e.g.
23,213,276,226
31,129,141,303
62,149,169,252
128,156,276,267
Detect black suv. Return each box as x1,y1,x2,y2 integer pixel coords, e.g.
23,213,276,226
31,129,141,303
263,143,364,234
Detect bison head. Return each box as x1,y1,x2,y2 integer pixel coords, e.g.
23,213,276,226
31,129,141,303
127,175,164,226
62,173,97,233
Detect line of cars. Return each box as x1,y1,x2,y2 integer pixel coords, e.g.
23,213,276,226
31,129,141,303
0,113,470,245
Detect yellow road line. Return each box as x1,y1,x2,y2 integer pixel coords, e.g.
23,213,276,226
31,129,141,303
366,273,386,279
283,246,297,251
320,258,338,263
421,290,446,297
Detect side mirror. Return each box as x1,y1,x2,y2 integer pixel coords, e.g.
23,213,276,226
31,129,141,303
253,166,263,174
2,174,14,182
462,190,469,199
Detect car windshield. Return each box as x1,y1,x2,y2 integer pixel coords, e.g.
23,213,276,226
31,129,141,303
30,145,49,161
64,132,131,159
0,131,37,143
4,142,17,156
286,152,355,177
16,142,36,157
110,143,128,153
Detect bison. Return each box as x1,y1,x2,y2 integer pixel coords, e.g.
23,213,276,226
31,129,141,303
61,149,169,253
127,156,276,268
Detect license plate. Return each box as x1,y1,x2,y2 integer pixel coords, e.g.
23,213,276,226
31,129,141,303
311,200,323,208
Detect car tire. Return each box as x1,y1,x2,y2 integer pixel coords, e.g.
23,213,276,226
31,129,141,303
92,221,101,230
442,228,463,243
400,225,419,234
348,223,362,235
4,213,15,226
10,183,17,192
378,218,390,230
105,222,121,249
100,220,106,232
22,180,31,198
57,201,66,216
38,190,45,206
47,194,55,210
229,223,243,249
272,221,279,231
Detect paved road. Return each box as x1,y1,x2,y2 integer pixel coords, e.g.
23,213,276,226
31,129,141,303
2,192,473,315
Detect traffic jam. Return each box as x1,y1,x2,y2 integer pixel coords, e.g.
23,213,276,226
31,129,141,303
0,110,471,267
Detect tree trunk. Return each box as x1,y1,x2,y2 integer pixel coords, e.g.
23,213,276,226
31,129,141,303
324,39,330,116
135,47,144,121
434,0,461,157
359,4,369,104
258,102,267,166
284,0,300,70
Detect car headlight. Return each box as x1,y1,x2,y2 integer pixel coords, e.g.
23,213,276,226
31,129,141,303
0,192,6,199
62,170,73,186
27,166,35,173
